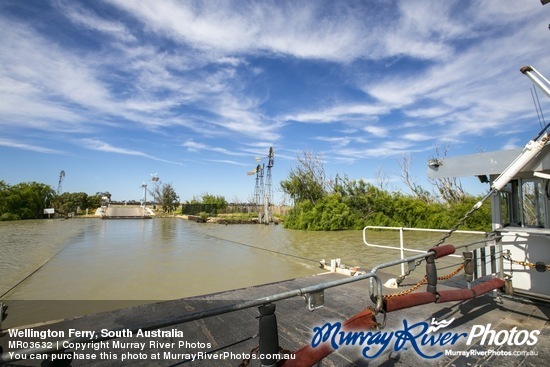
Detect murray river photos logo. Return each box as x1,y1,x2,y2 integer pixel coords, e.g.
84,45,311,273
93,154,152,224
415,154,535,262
310,317,540,359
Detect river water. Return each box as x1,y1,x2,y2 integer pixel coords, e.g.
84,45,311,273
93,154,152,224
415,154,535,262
0,218,483,327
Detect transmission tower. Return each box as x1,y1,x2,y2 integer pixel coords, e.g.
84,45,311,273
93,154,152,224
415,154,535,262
265,147,274,207
248,147,275,223
247,164,263,205
258,163,265,206
57,170,65,195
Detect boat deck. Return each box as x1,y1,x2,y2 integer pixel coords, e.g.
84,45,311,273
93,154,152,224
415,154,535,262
1,272,548,366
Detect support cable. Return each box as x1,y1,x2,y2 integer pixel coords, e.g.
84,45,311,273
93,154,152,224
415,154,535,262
0,241,75,299
203,233,322,265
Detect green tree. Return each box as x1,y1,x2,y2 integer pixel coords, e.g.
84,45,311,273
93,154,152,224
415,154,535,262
0,181,55,220
280,151,328,205
52,192,89,214
183,192,227,216
188,193,228,209
279,150,491,231
161,183,180,213
398,154,434,204
87,192,111,209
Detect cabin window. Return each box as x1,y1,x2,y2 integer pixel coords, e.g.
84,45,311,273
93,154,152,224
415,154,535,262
499,181,520,227
500,189,511,226
520,179,547,228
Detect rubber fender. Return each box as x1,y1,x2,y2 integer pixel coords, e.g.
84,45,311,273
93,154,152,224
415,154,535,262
437,289,474,303
281,308,377,367
471,278,505,297
428,244,456,259
384,292,437,312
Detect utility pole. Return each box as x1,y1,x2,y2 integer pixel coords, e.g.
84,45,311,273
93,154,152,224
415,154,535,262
141,182,147,216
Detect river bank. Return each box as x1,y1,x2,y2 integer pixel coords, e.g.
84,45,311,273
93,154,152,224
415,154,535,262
60,205,285,224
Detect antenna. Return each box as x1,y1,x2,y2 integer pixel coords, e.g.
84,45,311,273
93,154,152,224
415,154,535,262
57,170,65,195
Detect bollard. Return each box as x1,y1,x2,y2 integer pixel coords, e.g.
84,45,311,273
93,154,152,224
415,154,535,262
425,253,437,294
258,304,279,367
463,252,474,282
504,278,514,296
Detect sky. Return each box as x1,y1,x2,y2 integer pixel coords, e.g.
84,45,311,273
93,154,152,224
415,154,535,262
1,0,549,204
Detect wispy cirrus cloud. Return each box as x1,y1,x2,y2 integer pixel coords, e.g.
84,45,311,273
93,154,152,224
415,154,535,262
283,103,390,124
364,126,389,138
274,1,547,163
1,0,547,201
208,159,249,167
105,0,381,62
0,139,64,154
56,0,137,43
0,4,280,145
81,139,182,165
181,140,249,157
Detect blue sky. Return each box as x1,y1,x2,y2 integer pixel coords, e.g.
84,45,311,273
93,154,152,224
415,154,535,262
1,0,549,204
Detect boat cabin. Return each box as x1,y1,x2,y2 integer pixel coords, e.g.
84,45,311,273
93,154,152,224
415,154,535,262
428,145,550,302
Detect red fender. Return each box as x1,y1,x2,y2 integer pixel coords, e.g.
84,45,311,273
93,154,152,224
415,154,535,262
281,308,377,367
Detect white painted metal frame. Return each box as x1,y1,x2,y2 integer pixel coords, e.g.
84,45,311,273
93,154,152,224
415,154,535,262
362,226,487,275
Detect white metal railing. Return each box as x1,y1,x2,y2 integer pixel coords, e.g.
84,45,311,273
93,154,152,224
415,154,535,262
362,226,488,275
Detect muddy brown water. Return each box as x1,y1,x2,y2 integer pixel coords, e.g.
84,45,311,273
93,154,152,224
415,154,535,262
0,218,483,326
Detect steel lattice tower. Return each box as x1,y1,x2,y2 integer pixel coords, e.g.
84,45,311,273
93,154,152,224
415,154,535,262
57,170,65,195
251,164,263,205
265,147,274,207
258,163,265,206
248,147,274,223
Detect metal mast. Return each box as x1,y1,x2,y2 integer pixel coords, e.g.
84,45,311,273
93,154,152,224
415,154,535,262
265,147,275,208
57,170,65,195
258,163,265,207
248,147,275,223
247,164,263,205
264,147,274,223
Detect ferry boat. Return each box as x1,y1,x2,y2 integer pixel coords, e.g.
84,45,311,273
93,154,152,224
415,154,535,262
427,65,550,303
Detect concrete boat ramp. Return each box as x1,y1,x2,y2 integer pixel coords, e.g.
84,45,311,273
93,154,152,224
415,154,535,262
0,271,548,367
98,206,153,219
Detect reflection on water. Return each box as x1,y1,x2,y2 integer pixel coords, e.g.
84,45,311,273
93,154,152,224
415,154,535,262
0,218,485,326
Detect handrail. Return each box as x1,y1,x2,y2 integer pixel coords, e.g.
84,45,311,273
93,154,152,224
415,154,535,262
0,272,383,364
363,226,488,275
2,227,500,364
366,236,500,301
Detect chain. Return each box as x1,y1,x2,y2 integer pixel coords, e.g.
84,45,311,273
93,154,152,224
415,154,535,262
395,258,424,286
433,201,484,248
397,196,487,285
504,254,550,272
438,263,465,280
385,276,427,299
385,264,465,299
